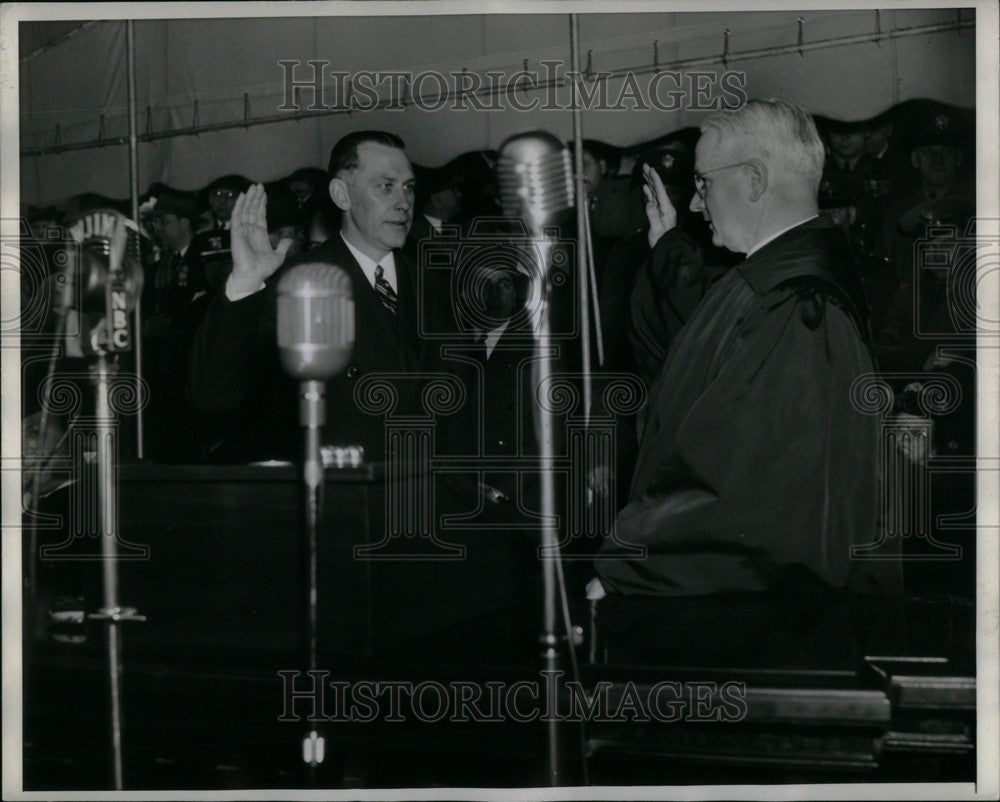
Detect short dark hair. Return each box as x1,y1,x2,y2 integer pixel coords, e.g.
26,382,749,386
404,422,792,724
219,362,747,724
327,131,406,178
579,138,621,174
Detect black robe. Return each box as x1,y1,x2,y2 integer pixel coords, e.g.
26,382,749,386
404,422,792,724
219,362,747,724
597,218,881,596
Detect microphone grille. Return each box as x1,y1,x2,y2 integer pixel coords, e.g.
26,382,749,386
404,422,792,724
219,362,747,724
276,264,355,380
497,132,575,222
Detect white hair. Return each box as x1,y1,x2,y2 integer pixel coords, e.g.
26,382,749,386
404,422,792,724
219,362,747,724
701,98,825,192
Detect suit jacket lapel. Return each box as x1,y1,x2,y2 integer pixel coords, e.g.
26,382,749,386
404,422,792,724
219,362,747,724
322,235,403,372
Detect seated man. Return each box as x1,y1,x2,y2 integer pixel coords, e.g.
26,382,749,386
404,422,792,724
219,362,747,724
595,99,881,597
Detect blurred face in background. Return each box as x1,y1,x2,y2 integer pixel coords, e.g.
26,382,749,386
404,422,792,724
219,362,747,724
828,130,866,162
864,122,892,156
149,213,191,253
482,268,517,320
209,188,238,222
289,178,315,206
912,145,961,191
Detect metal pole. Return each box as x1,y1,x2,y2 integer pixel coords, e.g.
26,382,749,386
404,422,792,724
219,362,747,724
95,355,125,790
125,20,144,460
301,380,325,767
528,237,562,787
569,14,592,425
582,206,604,367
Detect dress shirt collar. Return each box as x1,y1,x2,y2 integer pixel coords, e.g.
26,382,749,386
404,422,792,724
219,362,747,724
340,232,397,292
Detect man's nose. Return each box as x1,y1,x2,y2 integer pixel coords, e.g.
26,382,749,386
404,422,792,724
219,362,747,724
395,187,412,211
690,192,704,213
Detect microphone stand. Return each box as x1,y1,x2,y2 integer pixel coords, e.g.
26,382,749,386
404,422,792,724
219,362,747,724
276,261,354,772
529,237,563,786
86,352,145,791
300,379,326,769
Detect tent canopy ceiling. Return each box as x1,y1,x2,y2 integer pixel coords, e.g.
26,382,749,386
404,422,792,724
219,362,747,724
17,9,976,205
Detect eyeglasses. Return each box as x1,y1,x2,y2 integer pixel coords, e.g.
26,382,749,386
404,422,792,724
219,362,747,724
693,161,751,197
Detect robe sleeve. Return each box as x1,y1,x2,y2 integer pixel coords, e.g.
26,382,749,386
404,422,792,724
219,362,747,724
628,228,706,386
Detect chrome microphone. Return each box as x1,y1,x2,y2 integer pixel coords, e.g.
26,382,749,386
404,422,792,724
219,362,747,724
496,130,575,236
276,262,353,760
277,263,355,392
277,261,354,442
63,209,144,354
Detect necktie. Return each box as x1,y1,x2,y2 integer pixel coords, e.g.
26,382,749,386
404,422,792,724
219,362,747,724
473,329,489,362
374,264,397,317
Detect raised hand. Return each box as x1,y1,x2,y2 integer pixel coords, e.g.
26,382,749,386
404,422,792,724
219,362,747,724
227,183,293,296
642,163,677,249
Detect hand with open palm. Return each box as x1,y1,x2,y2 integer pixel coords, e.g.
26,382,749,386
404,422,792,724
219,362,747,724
642,163,678,249
227,183,294,297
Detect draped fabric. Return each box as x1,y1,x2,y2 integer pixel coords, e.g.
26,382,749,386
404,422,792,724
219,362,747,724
17,9,976,204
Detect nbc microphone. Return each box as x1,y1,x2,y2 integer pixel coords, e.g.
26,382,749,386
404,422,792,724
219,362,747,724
63,209,144,355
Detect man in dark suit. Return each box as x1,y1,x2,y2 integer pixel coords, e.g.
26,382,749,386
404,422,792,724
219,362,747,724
187,130,428,462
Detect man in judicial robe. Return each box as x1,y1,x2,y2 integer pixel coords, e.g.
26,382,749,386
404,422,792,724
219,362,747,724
595,99,881,597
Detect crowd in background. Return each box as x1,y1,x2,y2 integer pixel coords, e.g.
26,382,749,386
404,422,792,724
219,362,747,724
20,98,977,594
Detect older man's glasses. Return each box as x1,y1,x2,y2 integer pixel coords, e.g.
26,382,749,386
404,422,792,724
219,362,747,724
693,161,750,196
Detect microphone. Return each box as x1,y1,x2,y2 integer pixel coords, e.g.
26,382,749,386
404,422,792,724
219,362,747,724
276,262,355,425
497,132,577,781
276,262,354,752
63,209,143,355
496,131,575,236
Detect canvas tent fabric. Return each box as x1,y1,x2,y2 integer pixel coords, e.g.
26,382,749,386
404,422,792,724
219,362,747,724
18,9,976,205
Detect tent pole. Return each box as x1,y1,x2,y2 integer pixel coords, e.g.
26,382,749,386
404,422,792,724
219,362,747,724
570,13,592,426
125,20,144,460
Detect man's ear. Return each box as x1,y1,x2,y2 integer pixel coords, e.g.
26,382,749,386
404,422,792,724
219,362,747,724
746,159,767,202
329,177,350,212
911,151,920,170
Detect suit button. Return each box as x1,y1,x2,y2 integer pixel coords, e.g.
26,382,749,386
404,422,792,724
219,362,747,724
496,439,506,448
346,365,360,379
